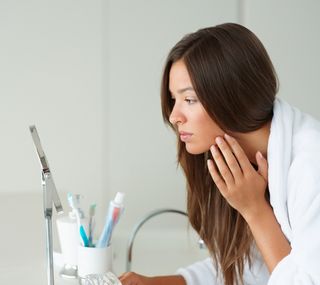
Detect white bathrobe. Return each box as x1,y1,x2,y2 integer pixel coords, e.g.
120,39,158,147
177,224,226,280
177,98,320,284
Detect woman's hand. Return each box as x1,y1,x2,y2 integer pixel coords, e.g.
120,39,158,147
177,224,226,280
119,272,152,285
207,133,269,220
118,272,186,285
208,133,292,272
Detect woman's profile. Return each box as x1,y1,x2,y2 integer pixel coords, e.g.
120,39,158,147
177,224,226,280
119,23,320,285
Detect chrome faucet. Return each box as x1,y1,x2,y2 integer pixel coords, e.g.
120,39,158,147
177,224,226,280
126,208,205,272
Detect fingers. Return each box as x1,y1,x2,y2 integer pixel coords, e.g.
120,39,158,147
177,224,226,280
209,144,235,187
256,151,268,181
224,133,252,173
215,136,243,179
119,272,136,285
208,134,268,194
118,272,149,285
208,135,244,187
207,157,227,195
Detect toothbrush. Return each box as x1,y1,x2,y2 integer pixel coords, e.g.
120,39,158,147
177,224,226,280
67,193,89,247
74,194,85,218
88,203,96,247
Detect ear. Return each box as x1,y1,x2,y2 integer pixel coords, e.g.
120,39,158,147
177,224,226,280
256,151,268,181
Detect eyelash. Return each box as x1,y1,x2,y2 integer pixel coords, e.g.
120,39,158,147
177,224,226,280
170,97,198,104
185,98,197,104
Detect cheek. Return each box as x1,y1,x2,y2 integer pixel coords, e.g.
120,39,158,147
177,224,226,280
198,130,216,150
186,109,224,154
195,120,223,152
186,128,217,154
198,115,222,139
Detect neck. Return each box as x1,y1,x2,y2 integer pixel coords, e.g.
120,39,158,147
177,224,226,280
230,121,271,165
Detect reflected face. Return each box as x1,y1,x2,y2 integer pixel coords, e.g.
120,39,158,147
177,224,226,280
168,60,224,154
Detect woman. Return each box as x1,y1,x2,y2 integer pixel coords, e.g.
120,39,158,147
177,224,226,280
119,23,320,285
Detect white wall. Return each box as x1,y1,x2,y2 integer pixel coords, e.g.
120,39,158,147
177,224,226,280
0,1,104,206
243,0,320,119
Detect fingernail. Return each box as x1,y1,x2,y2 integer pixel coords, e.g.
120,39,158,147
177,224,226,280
215,137,223,145
257,151,263,159
224,133,232,140
210,145,217,154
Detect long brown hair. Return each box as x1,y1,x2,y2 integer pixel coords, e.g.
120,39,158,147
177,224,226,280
161,23,278,285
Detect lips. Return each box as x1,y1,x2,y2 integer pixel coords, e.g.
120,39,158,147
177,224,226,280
179,131,193,142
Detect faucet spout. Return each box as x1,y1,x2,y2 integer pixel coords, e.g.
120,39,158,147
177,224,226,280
126,208,187,272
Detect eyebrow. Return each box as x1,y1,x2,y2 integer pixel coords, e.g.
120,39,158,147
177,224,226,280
170,86,195,96
177,87,194,93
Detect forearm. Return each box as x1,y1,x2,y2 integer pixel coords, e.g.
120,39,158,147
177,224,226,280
244,204,291,272
149,275,186,285
119,272,186,285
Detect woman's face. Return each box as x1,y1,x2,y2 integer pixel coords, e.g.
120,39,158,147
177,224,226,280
169,60,224,154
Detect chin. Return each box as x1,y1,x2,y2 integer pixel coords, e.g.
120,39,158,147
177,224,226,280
185,143,209,155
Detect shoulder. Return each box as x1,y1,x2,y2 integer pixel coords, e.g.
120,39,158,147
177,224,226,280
292,110,320,153
289,110,320,182
287,130,320,228
289,107,320,181
285,108,320,221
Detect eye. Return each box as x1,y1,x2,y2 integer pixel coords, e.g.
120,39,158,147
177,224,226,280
185,98,197,104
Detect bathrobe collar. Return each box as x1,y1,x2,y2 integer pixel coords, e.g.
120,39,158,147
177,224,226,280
268,97,294,241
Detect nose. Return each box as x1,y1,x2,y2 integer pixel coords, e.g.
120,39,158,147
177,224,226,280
169,104,186,125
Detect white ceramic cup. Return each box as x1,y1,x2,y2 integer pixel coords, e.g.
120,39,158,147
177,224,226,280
77,245,113,279
56,216,79,266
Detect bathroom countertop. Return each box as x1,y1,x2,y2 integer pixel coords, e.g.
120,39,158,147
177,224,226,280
0,264,78,285
0,193,208,284
0,193,78,285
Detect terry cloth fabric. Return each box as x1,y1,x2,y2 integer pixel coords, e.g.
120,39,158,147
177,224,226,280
176,245,269,285
176,98,320,285
267,98,320,284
